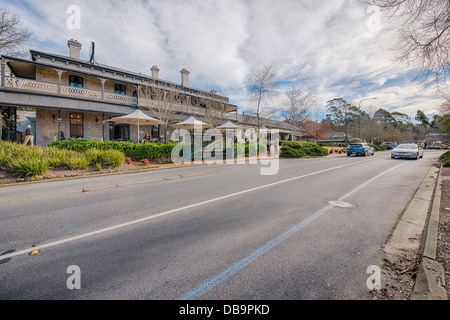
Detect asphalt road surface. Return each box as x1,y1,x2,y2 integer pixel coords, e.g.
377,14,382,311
0,150,444,300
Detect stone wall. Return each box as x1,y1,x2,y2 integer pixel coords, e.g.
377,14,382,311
36,109,109,145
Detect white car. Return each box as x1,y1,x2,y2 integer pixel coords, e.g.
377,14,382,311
391,144,424,160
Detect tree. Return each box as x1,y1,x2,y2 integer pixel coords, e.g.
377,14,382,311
279,86,316,141
363,0,450,93
0,7,33,56
303,119,332,142
247,64,279,138
141,86,179,143
415,109,430,128
200,97,227,129
326,98,359,143
438,114,450,136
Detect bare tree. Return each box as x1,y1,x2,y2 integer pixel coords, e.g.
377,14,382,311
247,64,279,136
363,0,450,94
142,85,179,143
441,99,450,114
198,97,227,128
0,7,33,56
279,86,317,141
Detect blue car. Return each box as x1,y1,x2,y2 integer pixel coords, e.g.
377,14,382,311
347,143,375,157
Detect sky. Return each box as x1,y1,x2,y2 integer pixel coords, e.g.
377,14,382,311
2,0,447,121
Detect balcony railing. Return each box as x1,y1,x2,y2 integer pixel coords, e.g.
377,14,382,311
5,77,59,95
2,76,237,120
60,85,102,100
4,76,135,105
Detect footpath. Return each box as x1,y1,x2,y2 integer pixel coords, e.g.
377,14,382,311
374,160,449,300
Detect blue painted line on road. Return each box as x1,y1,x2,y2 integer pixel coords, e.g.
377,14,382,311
181,162,408,300
181,204,334,300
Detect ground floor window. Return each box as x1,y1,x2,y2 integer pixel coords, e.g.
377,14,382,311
109,122,130,141
70,113,84,138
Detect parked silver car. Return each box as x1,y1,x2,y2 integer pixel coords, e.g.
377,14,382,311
391,144,424,160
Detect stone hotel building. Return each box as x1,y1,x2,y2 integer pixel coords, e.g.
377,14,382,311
0,40,301,145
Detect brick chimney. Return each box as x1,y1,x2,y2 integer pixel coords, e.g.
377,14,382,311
151,65,160,78
67,39,82,59
180,68,190,87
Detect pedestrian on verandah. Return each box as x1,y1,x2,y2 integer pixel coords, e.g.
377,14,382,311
23,125,34,146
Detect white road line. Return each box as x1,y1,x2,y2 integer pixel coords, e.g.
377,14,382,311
0,158,378,261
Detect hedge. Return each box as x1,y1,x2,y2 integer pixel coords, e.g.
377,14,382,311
280,141,328,158
369,143,387,151
48,139,275,161
48,139,175,162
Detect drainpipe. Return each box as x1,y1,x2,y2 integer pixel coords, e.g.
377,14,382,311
102,114,105,141
1,57,5,88
136,84,140,107
6,107,11,141
57,110,61,141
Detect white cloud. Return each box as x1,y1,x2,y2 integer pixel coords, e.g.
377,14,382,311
2,0,447,116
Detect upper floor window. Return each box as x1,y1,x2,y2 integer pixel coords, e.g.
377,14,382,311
69,75,84,88
114,84,127,95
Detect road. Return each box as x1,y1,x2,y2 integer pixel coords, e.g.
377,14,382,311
0,150,443,300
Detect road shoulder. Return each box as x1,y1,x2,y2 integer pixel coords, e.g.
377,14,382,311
371,161,448,300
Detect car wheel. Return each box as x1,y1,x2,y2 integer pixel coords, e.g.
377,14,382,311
391,156,395,159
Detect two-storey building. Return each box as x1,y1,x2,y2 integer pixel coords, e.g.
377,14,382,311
1,39,303,145
0,39,238,145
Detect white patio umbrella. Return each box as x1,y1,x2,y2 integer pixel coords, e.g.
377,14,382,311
216,121,243,130
170,116,212,130
106,109,164,142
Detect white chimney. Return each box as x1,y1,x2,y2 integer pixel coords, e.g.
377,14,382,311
151,65,160,78
180,68,190,87
67,39,82,59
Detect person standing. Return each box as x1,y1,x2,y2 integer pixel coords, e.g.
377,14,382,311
23,125,34,146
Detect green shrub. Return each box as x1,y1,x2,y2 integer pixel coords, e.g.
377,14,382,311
369,143,386,151
441,151,450,167
64,153,90,170
83,148,102,166
440,151,450,161
9,157,48,178
443,159,450,167
280,141,327,158
99,149,125,167
42,147,73,168
280,146,305,158
82,148,124,168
